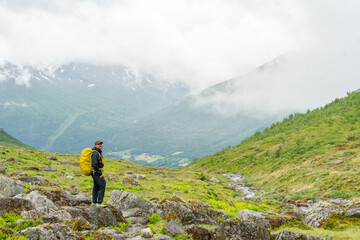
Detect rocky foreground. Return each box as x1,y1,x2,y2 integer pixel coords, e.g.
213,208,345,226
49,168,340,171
1,175,359,239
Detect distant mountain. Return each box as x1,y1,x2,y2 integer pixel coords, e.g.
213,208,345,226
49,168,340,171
185,90,360,200
0,61,189,155
0,57,305,168
114,56,295,166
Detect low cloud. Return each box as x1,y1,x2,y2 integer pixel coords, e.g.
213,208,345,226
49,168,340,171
0,0,359,116
0,0,308,89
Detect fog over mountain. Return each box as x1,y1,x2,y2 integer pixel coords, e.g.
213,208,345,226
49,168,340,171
0,1,360,166
1,0,359,113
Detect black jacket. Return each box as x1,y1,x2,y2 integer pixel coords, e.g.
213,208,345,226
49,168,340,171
91,147,104,176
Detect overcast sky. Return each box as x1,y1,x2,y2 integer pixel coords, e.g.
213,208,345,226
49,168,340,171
0,0,359,108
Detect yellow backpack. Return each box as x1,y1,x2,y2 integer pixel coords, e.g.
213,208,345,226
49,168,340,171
80,148,94,176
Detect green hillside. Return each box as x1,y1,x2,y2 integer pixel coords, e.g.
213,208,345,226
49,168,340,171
1,123,360,239
0,128,30,148
186,90,360,201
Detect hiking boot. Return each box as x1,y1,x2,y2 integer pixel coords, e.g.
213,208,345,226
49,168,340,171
97,203,107,208
91,203,97,206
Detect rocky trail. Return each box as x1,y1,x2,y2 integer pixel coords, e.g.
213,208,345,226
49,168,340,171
2,173,354,240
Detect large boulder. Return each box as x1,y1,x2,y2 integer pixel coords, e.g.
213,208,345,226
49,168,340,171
19,191,58,212
0,197,32,216
153,196,228,225
107,190,153,211
211,218,271,240
20,223,77,240
122,208,151,224
304,201,346,228
274,230,324,240
0,176,25,197
238,209,297,229
163,220,187,237
83,205,119,228
41,210,73,223
238,209,270,229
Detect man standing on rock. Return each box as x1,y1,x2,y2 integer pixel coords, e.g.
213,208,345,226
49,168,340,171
91,140,107,207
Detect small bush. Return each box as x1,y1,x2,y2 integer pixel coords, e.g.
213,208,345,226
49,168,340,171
149,213,163,224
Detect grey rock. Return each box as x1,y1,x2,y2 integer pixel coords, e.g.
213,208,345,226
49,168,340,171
15,175,43,183
153,234,175,240
42,189,91,206
41,209,73,223
107,190,153,211
83,205,118,228
345,207,360,218
209,177,221,183
83,228,126,240
18,191,58,212
154,196,228,226
238,209,270,229
0,197,32,216
185,224,212,240
164,220,187,237
327,160,343,165
20,223,77,240
60,206,84,219
65,172,74,180
281,209,306,221
125,223,146,238
211,218,271,240
122,208,151,224
141,228,153,238
43,165,57,171
304,201,345,228
46,155,58,160
275,230,324,240
132,174,146,180
122,177,142,186
0,176,25,197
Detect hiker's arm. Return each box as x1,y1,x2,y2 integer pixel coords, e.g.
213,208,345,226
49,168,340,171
91,152,102,175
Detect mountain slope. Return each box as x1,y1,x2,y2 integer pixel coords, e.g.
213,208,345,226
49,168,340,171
185,90,360,200
0,61,189,156
0,128,30,148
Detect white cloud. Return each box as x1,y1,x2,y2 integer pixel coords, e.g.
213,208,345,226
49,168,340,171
0,0,308,90
1,0,359,116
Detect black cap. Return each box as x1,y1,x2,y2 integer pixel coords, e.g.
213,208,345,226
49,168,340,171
94,140,103,145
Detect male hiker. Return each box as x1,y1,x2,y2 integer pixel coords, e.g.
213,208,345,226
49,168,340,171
91,140,107,207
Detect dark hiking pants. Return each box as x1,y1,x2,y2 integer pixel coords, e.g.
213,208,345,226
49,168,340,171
91,174,106,204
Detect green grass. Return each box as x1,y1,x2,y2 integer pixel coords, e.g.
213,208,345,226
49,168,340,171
185,90,360,202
